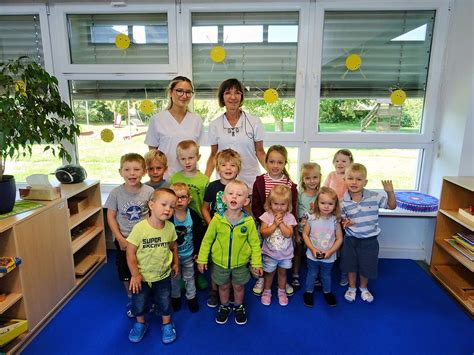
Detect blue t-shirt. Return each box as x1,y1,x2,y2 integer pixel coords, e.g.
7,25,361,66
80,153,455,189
173,209,194,258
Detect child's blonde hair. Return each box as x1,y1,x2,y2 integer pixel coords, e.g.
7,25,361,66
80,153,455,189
119,153,146,170
169,182,189,195
216,149,242,174
150,187,177,202
144,149,168,168
312,186,341,219
345,163,367,179
266,145,290,179
300,162,322,190
224,179,249,196
333,149,354,164
264,185,292,213
176,140,199,156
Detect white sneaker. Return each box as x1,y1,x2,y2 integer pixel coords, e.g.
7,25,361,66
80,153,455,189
360,289,374,303
252,277,264,295
285,283,294,296
344,288,356,303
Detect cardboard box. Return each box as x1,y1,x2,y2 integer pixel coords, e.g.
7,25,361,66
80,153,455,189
0,319,28,347
68,196,89,215
19,187,61,201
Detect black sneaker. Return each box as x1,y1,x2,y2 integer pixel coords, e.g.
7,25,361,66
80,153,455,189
234,304,247,325
187,297,199,313
323,292,337,307
171,297,181,311
314,278,322,291
303,291,314,307
215,304,232,324
207,289,218,308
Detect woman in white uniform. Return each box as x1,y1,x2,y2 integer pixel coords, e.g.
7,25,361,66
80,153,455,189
205,78,266,189
145,76,203,178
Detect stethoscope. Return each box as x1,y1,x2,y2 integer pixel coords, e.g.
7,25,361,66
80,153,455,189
223,110,256,140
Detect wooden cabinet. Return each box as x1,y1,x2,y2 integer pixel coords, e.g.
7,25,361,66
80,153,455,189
430,177,474,316
0,180,106,353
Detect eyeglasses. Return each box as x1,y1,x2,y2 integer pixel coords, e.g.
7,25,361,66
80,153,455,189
223,90,243,97
174,88,194,97
176,195,189,200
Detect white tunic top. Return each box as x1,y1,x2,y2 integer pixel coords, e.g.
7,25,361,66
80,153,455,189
144,110,203,178
208,111,265,189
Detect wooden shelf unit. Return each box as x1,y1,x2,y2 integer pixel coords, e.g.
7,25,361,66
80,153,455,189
0,180,106,353
430,176,474,316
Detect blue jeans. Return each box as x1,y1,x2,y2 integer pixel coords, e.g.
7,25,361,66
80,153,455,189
305,259,334,293
131,277,171,316
171,255,196,299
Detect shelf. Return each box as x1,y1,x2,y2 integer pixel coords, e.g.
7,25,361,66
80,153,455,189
74,255,102,276
75,255,106,286
0,293,22,315
443,176,474,191
437,240,474,272
71,226,103,254
68,206,102,229
439,209,474,232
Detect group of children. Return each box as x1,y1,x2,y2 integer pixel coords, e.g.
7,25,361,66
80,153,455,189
105,142,396,345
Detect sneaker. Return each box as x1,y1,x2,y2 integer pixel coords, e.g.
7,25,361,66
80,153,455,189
129,322,148,343
252,277,264,296
215,304,232,324
196,274,209,290
285,283,294,296
323,292,337,307
171,297,181,311
344,288,356,303
278,288,288,306
303,291,314,307
207,289,218,308
261,289,272,306
187,297,199,313
161,322,177,344
340,275,349,287
360,289,374,303
291,276,301,289
315,279,322,291
234,304,247,325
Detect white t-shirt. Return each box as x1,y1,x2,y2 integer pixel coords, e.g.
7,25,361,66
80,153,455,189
208,111,265,188
144,110,203,178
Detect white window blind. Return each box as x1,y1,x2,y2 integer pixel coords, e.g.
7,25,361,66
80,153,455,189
0,15,44,66
70,80,168,100
321,10,435,98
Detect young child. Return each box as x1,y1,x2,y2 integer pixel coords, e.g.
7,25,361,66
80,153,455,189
126,188,179,344
197,180,263,325
144,149,170,189
302,187,343,307
105,153,154,317
293,162,322,289
341,163,396,303
202,148,241,307
167,182,206,313
260,185,297,306
170,140,209,218
324,149,354,286
252,145,298,297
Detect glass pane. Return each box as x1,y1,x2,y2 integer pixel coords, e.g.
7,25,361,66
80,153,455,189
192,26,218,44
268,25,298,43
70,80,170,184
318,11,435,134
223,25,263,43
68,14,169,65
310,148,420,190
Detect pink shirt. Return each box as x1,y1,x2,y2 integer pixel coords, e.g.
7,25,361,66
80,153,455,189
259,212,297,260
324,171,347,200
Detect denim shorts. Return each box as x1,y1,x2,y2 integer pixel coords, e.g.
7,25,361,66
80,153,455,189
262,254,292,273
131,277,171,317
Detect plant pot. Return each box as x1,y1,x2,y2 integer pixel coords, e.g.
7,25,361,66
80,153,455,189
0,175,16,214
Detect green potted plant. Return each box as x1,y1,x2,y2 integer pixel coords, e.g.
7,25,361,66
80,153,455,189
0,56,80,214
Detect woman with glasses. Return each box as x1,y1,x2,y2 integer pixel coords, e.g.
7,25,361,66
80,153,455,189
205,78,266,190
145,76,203,178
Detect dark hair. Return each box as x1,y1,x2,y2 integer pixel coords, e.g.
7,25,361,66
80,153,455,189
217,78,245,108
266,145,290,179
332,149,354,164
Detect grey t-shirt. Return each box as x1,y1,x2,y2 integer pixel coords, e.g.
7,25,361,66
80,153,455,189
104,184,154,237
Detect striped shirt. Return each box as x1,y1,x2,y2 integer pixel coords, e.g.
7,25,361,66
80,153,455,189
340,189,388,239
263,173,294,197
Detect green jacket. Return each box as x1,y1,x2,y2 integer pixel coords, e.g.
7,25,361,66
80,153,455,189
197,212,262,269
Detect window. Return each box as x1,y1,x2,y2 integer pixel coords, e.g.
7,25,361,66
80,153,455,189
318,11,435,134
191,11,299,133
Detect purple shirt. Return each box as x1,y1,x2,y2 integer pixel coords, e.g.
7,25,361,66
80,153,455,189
260,212,297,260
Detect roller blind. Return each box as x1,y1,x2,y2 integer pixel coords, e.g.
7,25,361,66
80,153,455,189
0,15,44,66
320,11,435,98
192,12,299,99
67,13,169,65
69,80,169,100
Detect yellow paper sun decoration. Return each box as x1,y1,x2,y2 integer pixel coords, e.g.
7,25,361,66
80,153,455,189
263,88,279,104
100,129,114,143
210,46,226,63
390,89,407,106
140,100,155,115
345,54,362,71
115,34,130,50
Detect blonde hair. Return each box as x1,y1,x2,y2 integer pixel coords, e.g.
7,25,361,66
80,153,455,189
333,149,354,164
169,182,189,195
119,153,146,170
150,187,176,202
166,76,194,110
144,149,168,168
312,186,341,219
266,145,290,179
224,179,249,196
345,163,367,179
264,185,292,213
176,140,199,156
300,162,321,190
216,149,242,174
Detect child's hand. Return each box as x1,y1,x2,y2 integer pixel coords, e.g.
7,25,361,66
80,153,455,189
274,214,283,226
198,263,207,273
311,247,320,258
171,263,180,278
251,267,263,277
129,274,143,294
381,180,394,193
324,250,333,259
118,237,128,251
341,218,354,229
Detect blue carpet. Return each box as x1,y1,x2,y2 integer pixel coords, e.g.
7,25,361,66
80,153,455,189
24,252,473,354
